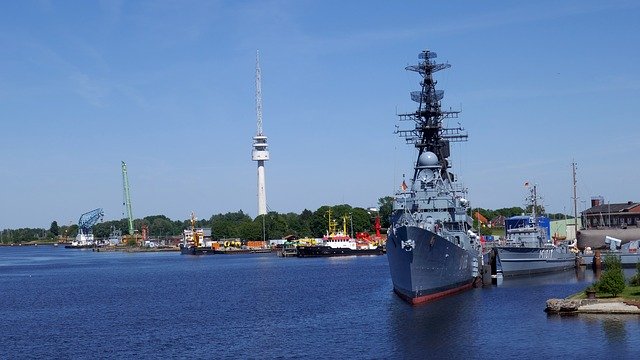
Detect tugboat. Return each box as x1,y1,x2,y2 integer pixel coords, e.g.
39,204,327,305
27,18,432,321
297,210,384,257
180,212,215,255
493,184,575,276
386,49,482,305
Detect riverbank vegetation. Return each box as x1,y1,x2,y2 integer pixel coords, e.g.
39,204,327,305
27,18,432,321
1,197,396,244
573,257,640,302
1,200,577,244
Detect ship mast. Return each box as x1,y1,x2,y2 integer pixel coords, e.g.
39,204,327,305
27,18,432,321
395,50,467,183
190,211,199,247
572,161,578,238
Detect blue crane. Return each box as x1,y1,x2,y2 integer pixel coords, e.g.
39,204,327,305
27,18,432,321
78,208,104,235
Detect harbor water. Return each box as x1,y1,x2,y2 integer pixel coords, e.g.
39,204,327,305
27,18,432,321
1,246,639,358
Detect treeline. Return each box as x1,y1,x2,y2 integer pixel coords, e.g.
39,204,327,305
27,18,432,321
1,198,573,244
474,205,572,223
1,198,394,244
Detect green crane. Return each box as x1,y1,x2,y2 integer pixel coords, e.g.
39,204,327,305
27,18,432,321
121,161,134,237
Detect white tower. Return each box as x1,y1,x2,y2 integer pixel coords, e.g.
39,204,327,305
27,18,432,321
252,50,269,216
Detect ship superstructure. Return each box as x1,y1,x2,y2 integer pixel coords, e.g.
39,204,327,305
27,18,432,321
386,50,481,304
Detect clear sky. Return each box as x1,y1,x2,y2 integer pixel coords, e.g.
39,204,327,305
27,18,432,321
1,0,639,229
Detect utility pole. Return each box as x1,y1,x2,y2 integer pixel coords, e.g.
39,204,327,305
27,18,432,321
572,161,578,238
349,212,354,239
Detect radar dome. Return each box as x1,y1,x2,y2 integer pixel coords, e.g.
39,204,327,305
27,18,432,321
418,152,439,167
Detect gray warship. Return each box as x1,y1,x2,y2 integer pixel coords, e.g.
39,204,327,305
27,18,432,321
493,184,575,276
386,50,482,305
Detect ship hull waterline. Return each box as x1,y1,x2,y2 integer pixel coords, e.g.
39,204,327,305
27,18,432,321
387,226,478,305
494,247,575,277
179,245,216,255
296,245,384,257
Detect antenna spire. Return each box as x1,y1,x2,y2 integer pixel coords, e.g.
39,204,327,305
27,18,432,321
256,50,263,136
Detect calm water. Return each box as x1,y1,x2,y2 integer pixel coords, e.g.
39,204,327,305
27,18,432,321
1,246,639,359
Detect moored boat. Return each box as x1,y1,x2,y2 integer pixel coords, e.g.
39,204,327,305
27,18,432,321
180,212,215,256
493,184,575,277
386,49,482,305
297,210,384,257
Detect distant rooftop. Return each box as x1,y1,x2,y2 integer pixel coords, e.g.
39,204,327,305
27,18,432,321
583,201,640,214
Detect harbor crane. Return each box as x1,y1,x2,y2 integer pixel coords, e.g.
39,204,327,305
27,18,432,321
78,208,104,235
76,208,104,244
121,161,135,239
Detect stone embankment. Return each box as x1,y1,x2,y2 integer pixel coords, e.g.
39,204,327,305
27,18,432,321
546,298,640,314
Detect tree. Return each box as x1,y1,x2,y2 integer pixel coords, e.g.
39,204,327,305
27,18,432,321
49,221,59,237
240,221,262,241
629,262,640,287
597,255,626,297
378,196,393,229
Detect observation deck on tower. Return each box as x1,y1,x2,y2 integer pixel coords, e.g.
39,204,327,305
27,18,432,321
252,135,269,161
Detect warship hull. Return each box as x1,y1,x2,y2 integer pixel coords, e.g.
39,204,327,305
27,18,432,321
580,253,640,268
494,247,575,276
387,226,478,305
577,228,640,250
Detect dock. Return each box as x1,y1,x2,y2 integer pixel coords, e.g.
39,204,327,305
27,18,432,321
277,247,298,257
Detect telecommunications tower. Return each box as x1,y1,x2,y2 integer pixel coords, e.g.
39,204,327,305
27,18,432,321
252,50,269,216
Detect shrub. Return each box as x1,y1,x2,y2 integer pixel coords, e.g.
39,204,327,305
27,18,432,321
603,254,622,270
597,255,625,296
630,261,640,287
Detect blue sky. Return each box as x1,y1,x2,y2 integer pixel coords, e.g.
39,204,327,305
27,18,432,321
1,0,639,229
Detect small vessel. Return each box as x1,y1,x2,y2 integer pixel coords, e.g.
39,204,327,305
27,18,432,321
580,237,640,268
386,49,482,305
297,210,383,257
179,212,215,255
493,184,575,276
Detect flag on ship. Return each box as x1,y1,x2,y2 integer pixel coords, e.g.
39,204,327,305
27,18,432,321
401,180,408,191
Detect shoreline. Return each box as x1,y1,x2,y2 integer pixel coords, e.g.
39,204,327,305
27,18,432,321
546,298,640,314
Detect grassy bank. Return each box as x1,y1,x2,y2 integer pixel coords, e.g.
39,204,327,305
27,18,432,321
569,285,640,304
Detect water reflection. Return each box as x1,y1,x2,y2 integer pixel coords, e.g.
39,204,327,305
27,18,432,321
498,269,590,288
575,266,585,281
388,289,481,358
602,317,627,346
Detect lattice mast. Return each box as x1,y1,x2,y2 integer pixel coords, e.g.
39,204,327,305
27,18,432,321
256,51,263,136
121,161,134,236
395,50,467,183
252,50,269,216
